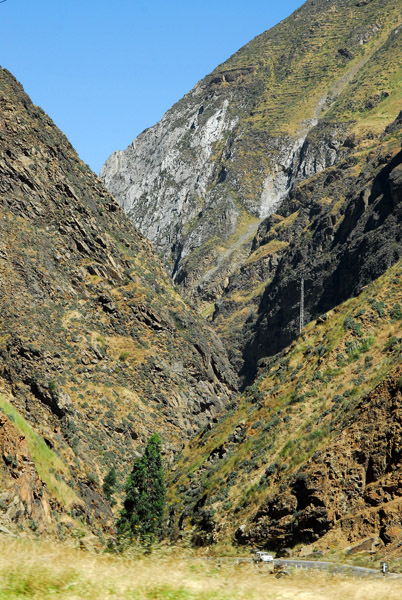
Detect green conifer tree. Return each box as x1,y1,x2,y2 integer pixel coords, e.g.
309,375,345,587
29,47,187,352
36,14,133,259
117,433,166,540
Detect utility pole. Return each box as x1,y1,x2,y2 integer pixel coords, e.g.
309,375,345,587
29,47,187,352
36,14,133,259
299,276,304,334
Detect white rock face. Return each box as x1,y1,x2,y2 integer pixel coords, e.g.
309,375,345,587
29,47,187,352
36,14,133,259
101,81,348,299
101,88,239,269
259,134,308,219
99,0,389,302
258,117,348,219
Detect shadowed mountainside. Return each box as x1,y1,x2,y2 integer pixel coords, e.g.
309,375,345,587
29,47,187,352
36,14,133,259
0,67,236,537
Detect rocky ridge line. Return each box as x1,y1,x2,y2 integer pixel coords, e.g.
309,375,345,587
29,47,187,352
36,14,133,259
101,0,402,309
0,66,236,536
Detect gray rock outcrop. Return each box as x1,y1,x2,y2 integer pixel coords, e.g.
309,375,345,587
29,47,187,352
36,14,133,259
101,0,399,308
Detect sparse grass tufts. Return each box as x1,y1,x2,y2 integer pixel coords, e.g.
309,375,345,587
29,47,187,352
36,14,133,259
0,394,79,508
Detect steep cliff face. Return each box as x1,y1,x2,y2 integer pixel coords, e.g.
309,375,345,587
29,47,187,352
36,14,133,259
214,121,402,381
101,0,402,310
0,67,236,535
242,366,402,552
169,260,402,554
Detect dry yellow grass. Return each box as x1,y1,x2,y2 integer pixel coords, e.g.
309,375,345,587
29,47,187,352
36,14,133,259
1,539,402,599
246,240,289,265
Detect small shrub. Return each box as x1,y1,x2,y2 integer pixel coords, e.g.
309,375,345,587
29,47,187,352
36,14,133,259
343,316,362,337
390,303,402,321
384,336,399,352
289,392,304,405
371,300,385,317
313,370,323,381
264,463,278,477
48,380,57,393
353,374,364,386
336,352,345,366
28,519,38,532
103,466,118,503
364,355,373,369
5,454,17,468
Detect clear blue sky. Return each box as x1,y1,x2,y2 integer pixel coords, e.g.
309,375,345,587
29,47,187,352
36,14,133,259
1,0,304,174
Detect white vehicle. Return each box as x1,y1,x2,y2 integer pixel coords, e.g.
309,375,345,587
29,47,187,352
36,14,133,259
254,551,274,563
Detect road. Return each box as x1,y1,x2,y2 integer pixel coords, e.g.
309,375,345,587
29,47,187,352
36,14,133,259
203,557,402,579
273,558,399,579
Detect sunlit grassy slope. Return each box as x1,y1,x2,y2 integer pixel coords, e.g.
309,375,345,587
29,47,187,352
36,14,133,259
1,539,402,600
171,258,402,539
218,0,402,136
0,394,79,508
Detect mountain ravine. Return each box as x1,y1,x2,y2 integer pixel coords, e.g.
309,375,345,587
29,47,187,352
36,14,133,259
1,0,402,562
101,0,402,384
168,260,402,555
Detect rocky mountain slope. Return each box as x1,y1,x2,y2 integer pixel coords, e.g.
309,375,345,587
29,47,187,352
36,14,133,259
2,0,402,558
169,260,402,555
0,67,236,537
215,117,402,382
102,0,402,387
101,0,402,308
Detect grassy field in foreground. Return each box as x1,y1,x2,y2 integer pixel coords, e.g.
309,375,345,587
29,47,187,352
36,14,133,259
1,540,402,600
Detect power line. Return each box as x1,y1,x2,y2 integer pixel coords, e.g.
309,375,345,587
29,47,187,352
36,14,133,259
299,277,304,334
